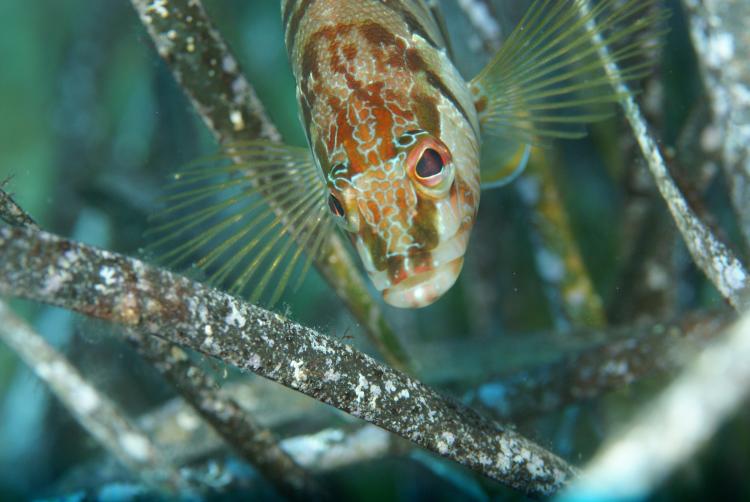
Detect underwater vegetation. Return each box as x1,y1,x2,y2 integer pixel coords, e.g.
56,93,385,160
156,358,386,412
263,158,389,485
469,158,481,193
0,0,749,500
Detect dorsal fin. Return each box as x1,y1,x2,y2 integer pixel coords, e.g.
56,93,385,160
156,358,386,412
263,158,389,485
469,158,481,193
383,0,451,51
148,141,333,306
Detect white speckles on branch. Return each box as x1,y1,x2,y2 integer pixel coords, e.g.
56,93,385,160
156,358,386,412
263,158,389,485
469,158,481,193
354,374,369,401
201,335,220,355
496,450,512,473
715,255,747,292
225,301,246,328
146,0,169,19
229,110,244,131
260,333,275,347
369,384,382,408
231,77,248,99
41,270,71,295
247,353,262,370
324,369,341,382
61,249,81,267
99,266,117,286
437,431,456,455
222,55,237,73
384,379,397,393
310,335,335,355
527,455,546,478
291,360,307,384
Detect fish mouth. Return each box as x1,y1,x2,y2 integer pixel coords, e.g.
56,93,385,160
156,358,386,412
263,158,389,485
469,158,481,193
363,230,469,308
382,256,464,308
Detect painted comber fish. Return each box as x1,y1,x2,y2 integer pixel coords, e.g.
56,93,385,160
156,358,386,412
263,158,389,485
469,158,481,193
153,0,663,308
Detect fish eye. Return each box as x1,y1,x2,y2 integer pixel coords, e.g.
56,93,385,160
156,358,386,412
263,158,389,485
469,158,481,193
406,136,453,193
328,193,345,218
415,148,444,179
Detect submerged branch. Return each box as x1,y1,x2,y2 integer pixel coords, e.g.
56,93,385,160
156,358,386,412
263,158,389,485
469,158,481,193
0,223,575,497
0,183,315,498
128,0,411,371
683,0,750,251
0,301,184,493
127,330,322,499
561,307,750,499
577,0,750,311
57,423,398,499
139,378,332,466
465,311,731,422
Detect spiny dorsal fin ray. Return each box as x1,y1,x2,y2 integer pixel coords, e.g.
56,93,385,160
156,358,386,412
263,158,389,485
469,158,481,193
470,0,667,143
147,140,333,307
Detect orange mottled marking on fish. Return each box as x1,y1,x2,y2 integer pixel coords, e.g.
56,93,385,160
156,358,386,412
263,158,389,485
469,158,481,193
299,22,428,173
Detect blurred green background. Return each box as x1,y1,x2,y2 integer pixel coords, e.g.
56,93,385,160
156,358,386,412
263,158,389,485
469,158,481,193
0,0,747,500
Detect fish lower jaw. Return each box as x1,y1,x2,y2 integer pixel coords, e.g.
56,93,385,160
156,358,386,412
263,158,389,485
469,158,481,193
382,256,464,309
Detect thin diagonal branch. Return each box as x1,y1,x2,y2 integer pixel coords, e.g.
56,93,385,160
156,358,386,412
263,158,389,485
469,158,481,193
0,301,184,493
128,0,411,371
0,223,576,497
576,0,750,311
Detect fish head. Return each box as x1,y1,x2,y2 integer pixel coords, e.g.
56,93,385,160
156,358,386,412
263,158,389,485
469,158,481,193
324,127,480,308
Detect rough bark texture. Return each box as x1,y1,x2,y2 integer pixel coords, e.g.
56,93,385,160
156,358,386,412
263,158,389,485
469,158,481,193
683,0,750,250
0,224,576,497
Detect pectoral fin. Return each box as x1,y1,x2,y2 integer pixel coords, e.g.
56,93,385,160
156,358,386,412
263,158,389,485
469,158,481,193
470,0,667,145
480,142,531,190
148,141,333,306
